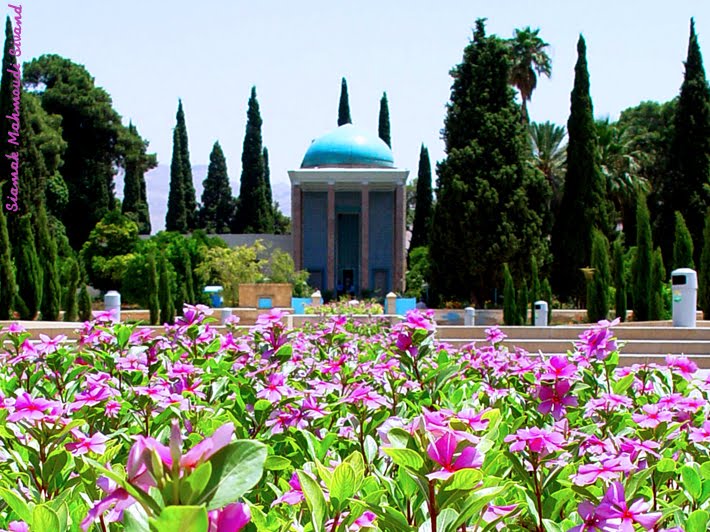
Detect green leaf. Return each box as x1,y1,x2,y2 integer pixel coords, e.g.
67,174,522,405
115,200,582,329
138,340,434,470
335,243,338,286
444,468,483,491
198,440,267,510
612,373,634,395
452,486,507,528
0,487,32,523
681,465,702,501
383,448,424,471
254,399,272,412
149,506,208,532
32,504,60,532
330,462,357,510
418,507,458,532
656,458,676,473
180,461,213,505
297,471,327,531
264,455,291,471
686,509,709,532
124,504,151,532
386,428,413,449
363,435,378,465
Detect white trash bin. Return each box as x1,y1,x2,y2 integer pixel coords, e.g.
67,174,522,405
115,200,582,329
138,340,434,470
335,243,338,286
534,300,548,327
671,268,697,327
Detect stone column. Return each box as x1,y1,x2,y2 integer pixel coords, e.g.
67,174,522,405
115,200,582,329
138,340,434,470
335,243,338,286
393,182,406,293
327,183,336,292
291,184,302,270
360,183,369,292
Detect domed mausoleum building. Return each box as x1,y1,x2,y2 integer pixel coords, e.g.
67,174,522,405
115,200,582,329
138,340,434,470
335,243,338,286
289,124,409,296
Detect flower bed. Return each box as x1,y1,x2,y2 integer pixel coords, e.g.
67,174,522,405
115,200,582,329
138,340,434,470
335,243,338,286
304,298,384,315
0,307,707,531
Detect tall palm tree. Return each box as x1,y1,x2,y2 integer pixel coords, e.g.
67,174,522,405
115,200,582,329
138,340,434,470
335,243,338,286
509,27,552,122
530,121,567,215
596,118,650,234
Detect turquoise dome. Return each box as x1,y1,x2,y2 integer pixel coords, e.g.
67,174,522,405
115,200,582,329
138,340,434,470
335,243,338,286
301,124,395,168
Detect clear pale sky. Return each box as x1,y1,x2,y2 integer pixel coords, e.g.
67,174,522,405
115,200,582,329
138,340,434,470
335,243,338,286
19,1,710,230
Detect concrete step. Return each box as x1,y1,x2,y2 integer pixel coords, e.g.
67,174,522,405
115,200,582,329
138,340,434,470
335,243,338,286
436,325,710,342
441,338,710,356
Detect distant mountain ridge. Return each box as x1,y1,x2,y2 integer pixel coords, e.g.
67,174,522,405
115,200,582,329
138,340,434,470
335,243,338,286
115,164,291,234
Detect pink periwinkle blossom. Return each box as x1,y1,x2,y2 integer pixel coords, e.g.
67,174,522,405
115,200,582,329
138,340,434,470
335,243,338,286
6,392,63,424
66,430,109,456
426,432,484,481
596,481,662,531
272,473,305,506
537,379,578,420
540,355,577,381
665,354,698,380
208,501,250,532
485,326,507,345
631,404,674,429
505,426,565,457
571,455,635,486
575,319,619,361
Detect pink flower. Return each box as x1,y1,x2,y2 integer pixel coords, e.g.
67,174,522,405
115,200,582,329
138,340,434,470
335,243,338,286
537,380,578,420
208,502,250,532
540,355,577,381
631,404,673,429
505,427,565,456
272,473,305,506
5,522,29,532
179,422,234,470
689,420,710,443
596,481,661,530
665,354,698,379
575,320,618,360
36,333,67,354
571,456,635,486
485,326,507,344
426,432,483,481
66,431,109,456
350,510,377,530
7,392,62,423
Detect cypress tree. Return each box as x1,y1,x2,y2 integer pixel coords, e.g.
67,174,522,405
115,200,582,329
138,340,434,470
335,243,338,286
178,245,195,304
261,146,274,232
36,206,61,321
0,207,15,319
199,141,234,233
63,257,79,322
587,229,610,323
551,35,609,302
613,236,627,322
78,283,91,322
159,256,175,324
15,215,42,320
632,196,652,321
518,278,529,325
409,145,433,252
699,209,710,319
176,100,197,230
378,92,391,147
673,211,695,269
234,87,270,233
121,123,154,235
541,278,553,323
662,19,710,266
0,16,17,202
503,264,517,326
338,77,352,126
649,247,666,321
530,256,541,325
147,252,159,325
165,126,187,232
429,19,550,305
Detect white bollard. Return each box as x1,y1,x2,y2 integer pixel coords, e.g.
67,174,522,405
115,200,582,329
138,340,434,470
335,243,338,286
310,290,322,307
385,292,397,315
104,290,121,321
464,307,475,326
